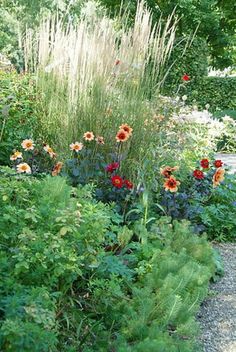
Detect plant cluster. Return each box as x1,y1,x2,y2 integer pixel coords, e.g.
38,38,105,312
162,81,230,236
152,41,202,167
0,174,215,351
0,71,38,165
216,115,236,153
9,138,62,176
153,158,235,243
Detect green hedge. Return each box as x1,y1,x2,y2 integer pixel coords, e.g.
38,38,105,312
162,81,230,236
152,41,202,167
183,76,236,111
163,35,236,112
164,37,208,90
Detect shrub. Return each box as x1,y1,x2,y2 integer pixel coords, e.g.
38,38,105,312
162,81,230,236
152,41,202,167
163,37,236,112
163,37,208,92
152,156,236,242
0,173,215,351
0,71,38,166
199,173,236,241
184,76,236,111
216,115,236,152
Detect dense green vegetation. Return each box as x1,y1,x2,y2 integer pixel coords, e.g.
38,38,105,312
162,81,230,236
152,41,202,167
0,0,235,70
165,76,236,112
0,71,37,165
0,173,215,351
0,1,235,351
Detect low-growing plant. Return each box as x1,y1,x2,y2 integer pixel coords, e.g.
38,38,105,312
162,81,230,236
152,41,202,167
0,173,215,351
157,159,232,240
199,173,236,241
8,137,63,177
216,115,236,152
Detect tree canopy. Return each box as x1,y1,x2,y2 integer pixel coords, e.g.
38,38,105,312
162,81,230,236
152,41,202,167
0,0,235,69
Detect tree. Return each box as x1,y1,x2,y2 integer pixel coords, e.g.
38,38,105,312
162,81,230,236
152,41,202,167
100,0,236,69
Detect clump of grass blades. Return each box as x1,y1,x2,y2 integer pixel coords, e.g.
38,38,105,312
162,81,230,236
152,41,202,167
24,1,177,179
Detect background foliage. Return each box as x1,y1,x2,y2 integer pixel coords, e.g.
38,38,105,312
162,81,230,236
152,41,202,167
164,76,236,112
0,71,38,165
0,0,235,70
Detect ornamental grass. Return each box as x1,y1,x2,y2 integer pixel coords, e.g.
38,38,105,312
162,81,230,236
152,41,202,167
24,1,177,180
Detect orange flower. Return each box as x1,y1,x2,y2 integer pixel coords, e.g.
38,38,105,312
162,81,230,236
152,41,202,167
116,129,129,142
52,162,63,176
164,176,180,192
21,139,35,151
95,136,105,145
43,145,56,158
160,166,179,178
213,167,225,188
10,151,23,161
83,132,94,141
16,163,31,174
70,142,83,152
119,124,133,136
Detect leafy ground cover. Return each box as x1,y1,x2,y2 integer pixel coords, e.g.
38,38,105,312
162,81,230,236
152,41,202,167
0,173,215,351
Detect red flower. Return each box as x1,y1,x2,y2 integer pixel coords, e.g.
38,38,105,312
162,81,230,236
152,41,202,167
124,179,133,189
193,169,204,179
200,159,209,169
214,160,223,168
106,162,120,173
182,74,190,81
111,175,123,188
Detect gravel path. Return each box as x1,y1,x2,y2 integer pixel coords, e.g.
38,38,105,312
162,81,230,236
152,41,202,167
198,243,236,352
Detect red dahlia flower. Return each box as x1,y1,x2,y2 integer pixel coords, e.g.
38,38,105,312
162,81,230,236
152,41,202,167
200,159,209,169
193,169,204,179
106,162,120,173
124,179,133,189
182,74,190,81
214,160,223,168
111,175,123,188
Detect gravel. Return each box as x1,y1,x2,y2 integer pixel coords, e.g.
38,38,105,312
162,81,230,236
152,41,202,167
198,243,236,352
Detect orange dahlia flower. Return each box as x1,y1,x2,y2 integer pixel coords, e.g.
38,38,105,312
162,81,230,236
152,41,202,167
116,129,129,142
10,151,23,161
119,124,133,136
17,163,31,174
21,139,35,151
43,145,56,158
83,132,94,141
213,167,225,188
160,166,179,178
164,176,180,192
70,142,83,152
52,162,63,176
95,136,105,145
